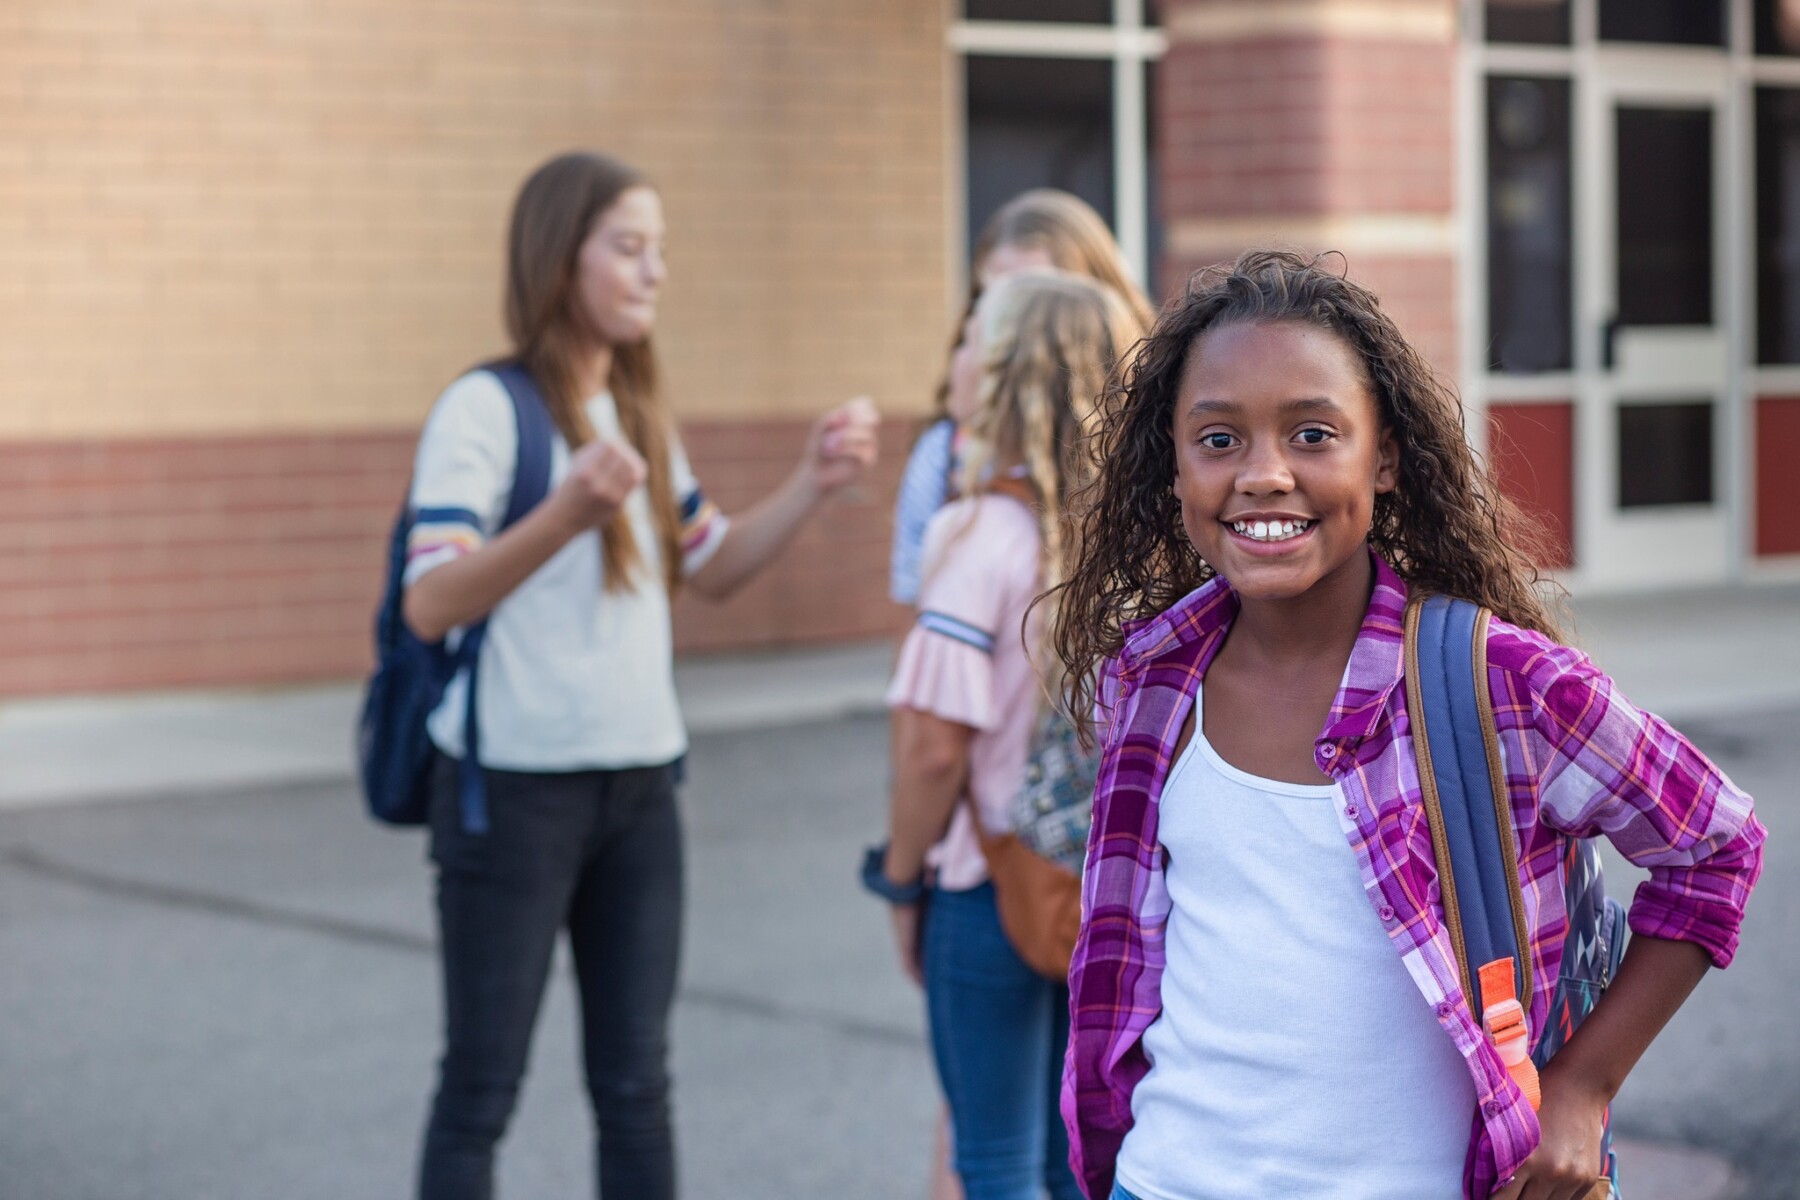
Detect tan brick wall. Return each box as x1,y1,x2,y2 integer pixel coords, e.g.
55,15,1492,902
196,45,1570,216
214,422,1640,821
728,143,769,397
0,0,953,440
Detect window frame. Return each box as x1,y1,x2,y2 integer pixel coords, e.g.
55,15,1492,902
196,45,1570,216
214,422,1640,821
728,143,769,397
948,0,1166,288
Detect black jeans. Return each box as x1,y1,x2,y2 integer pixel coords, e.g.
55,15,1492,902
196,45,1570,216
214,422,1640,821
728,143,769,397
417,754,683,1200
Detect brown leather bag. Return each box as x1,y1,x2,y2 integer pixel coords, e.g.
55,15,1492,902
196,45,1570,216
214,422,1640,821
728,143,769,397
967,792,1081,981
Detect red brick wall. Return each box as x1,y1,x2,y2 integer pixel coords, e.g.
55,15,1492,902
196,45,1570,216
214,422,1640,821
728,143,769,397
1486,401,1575,569
0,420,906,698
0,434,413,695
1756,396,1800,557
1161,35,1453,219
1157,2,1459,374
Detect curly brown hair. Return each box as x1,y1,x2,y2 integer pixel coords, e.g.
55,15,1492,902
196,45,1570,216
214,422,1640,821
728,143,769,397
1052,248,1566,723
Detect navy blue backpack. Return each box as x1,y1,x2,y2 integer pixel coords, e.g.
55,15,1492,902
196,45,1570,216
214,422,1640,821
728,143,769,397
357,361,555,834
1406,595,1628,1198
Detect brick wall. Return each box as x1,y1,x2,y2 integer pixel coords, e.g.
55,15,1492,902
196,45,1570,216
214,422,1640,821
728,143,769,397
0,434,413,695
1158,0,1459,374
0,419,908,698
0,0,948,695
0,0,951,441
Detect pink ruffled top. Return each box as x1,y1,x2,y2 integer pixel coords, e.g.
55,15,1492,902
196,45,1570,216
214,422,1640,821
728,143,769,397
885,494,1044,891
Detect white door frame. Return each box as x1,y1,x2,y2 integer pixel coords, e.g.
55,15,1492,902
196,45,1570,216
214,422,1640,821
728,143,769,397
1575,54,1737,589
1462,0,1756,592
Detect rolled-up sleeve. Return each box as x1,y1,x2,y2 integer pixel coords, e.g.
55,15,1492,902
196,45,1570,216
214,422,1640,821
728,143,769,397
1526,644,1765,968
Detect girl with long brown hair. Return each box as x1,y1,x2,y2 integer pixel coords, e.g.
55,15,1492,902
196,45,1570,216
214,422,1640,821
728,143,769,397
402,151,876,1200
875,270,1141,1200
1054,250,1762,1200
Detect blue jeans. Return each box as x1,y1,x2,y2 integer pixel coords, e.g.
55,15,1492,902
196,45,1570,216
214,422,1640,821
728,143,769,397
1110,1186,1140,1200
923,883,1083,1200
418,755,683,1200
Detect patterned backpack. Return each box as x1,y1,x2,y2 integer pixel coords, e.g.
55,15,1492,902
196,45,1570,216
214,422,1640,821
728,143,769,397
1406,595,1629,1199
1011,705,1101,875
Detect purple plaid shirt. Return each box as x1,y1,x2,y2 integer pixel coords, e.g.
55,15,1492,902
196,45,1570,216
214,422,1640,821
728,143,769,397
1062,554,1765,1199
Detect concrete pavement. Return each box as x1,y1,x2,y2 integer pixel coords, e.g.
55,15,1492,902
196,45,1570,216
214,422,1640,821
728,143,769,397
5,706,1791,1199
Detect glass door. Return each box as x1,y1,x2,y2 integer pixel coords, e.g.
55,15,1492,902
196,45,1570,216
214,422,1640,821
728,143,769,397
1578,61,1734,586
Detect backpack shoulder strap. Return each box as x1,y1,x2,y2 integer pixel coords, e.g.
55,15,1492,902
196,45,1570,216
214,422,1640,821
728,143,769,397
1404,594,1533,1019
450,360,556,835
484,360,555,528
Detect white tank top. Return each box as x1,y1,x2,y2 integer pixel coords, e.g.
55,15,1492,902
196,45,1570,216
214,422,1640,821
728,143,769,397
1114,686,1476,1200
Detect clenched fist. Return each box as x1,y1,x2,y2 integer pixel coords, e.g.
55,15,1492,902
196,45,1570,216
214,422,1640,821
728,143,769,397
804,395,880,495
552,435,648,530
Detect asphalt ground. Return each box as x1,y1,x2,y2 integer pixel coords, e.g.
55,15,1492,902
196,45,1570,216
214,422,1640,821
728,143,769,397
1,705,1795,1200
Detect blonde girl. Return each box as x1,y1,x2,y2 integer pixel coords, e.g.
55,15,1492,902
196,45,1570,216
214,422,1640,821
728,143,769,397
875,270,1142,1200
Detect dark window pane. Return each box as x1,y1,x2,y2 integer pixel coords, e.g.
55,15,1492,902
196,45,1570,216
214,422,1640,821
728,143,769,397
964,0,1112,21
1487,76,1573,373
965,55,1115,262
1757,88,1800,361
1616,106,1713,327
1618,401,1714,507
1486,0,1571,45
1599,0,1727,46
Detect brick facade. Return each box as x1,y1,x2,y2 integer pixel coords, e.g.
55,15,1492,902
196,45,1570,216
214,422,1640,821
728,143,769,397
0,0,950,440
0,0,947,695
1158,0,1459,374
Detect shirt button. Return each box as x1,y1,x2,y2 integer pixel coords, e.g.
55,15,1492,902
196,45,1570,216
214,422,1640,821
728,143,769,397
1483,1100,1506,1118
1344,804,1360,819
1435,1001,1455,1020
1320,744,1337,758
1378,904,1396,922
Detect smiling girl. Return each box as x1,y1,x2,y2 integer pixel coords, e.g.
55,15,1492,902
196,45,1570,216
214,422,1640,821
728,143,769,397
1053,251,1764,1200
403,151,876,1200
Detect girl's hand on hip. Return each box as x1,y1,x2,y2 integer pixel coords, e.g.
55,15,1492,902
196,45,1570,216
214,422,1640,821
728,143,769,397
553,435,648,530
888,902,924,987
1489,1066,1610,1200
804,397,880,494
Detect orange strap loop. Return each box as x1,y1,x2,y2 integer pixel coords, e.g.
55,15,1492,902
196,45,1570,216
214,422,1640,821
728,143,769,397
1478,958,1541,1111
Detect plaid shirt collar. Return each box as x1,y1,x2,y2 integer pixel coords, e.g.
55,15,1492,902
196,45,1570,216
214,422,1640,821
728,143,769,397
1115,548,1410,755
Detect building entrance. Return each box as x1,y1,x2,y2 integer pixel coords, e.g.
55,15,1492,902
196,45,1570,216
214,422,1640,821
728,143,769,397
1578,58,1735,587
1473,1,1769,589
